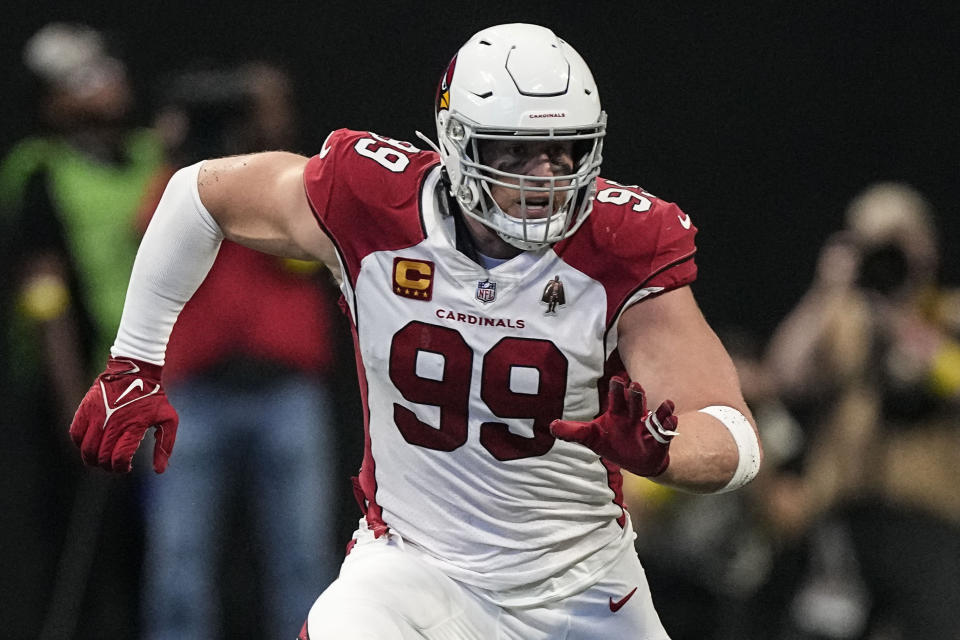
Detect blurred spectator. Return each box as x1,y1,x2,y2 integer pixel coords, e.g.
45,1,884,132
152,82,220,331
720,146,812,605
137,61,344,639
750,183,960,638
0,22,163,638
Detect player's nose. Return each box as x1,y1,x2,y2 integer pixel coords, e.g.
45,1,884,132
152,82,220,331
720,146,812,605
526,153,555,177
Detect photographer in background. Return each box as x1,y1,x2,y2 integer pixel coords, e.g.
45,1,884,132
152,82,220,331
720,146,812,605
137,62,344,640
753,183,960,639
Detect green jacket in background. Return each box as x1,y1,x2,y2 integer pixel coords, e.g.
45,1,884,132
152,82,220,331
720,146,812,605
0,129,164,379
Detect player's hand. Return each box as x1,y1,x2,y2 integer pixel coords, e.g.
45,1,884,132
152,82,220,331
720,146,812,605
550,375,678,477
69,356,179,473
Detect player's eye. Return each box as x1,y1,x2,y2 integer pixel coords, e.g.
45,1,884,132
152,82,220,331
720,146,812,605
493,147,529,172
548,150,573,174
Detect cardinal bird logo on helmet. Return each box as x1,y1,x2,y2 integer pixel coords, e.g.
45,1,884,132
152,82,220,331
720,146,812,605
436,54,457,112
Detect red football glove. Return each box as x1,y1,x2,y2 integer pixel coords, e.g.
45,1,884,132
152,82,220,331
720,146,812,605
69,356,179,473
550,375,678,477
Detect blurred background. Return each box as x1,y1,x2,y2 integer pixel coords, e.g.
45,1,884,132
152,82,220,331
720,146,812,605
1,2,957,639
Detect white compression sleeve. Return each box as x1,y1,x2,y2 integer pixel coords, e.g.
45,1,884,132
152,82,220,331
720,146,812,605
698,405,762,493
111,161,224,364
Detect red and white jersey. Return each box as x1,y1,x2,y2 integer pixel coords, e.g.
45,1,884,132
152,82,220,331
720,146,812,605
304,129,697,606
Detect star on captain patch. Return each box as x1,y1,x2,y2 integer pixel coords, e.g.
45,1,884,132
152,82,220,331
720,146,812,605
541,275,566,314
475,279,496,304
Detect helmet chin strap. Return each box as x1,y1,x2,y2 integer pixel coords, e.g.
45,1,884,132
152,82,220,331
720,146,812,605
496,230,551,251
492,209,562,250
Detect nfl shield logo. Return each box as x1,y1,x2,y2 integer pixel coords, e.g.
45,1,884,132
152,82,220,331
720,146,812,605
476,279,497,304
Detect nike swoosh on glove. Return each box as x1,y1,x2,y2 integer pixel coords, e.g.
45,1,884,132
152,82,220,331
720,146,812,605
550,375,678,477
69,356,179,473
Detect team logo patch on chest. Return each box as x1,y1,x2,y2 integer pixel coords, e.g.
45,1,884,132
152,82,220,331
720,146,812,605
475,279,497,304
393,257,434,301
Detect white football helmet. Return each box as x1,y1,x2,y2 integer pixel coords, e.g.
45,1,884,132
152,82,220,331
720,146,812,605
434,23,606,250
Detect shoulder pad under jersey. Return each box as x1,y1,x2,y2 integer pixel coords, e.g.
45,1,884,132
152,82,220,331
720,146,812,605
303,129,440,286
554,177,698,326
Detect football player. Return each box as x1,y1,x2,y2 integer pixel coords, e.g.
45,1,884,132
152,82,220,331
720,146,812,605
69,23,762,639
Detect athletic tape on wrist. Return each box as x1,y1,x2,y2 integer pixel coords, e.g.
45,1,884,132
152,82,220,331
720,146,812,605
698,405,761,493
644,411,678,444
111,161,224,364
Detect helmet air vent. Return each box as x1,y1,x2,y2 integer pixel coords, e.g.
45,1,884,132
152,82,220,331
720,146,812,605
505,44,570,97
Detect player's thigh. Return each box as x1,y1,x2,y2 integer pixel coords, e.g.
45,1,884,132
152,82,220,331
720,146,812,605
562,545,670,640
304,536,498,640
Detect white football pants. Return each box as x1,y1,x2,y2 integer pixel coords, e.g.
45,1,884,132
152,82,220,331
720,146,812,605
302,524,670,640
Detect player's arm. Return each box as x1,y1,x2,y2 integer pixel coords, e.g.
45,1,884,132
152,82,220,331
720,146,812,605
551,285,762,493
68,152,337,474
113,152,337,363
616,286,762,492
197,152,338,269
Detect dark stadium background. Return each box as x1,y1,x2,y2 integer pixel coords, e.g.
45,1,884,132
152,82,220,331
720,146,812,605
3,1,957,334
2,1,958,637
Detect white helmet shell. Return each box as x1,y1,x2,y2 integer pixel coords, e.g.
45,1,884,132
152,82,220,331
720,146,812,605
435,23,606,250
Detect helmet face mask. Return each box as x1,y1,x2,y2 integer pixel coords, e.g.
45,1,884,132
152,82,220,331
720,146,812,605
435,24,606,250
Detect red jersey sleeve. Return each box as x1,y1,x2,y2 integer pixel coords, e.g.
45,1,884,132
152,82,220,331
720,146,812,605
555,178,698,327
303,129,440,287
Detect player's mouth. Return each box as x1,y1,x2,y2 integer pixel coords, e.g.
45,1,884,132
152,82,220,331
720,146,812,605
518,196,552,217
